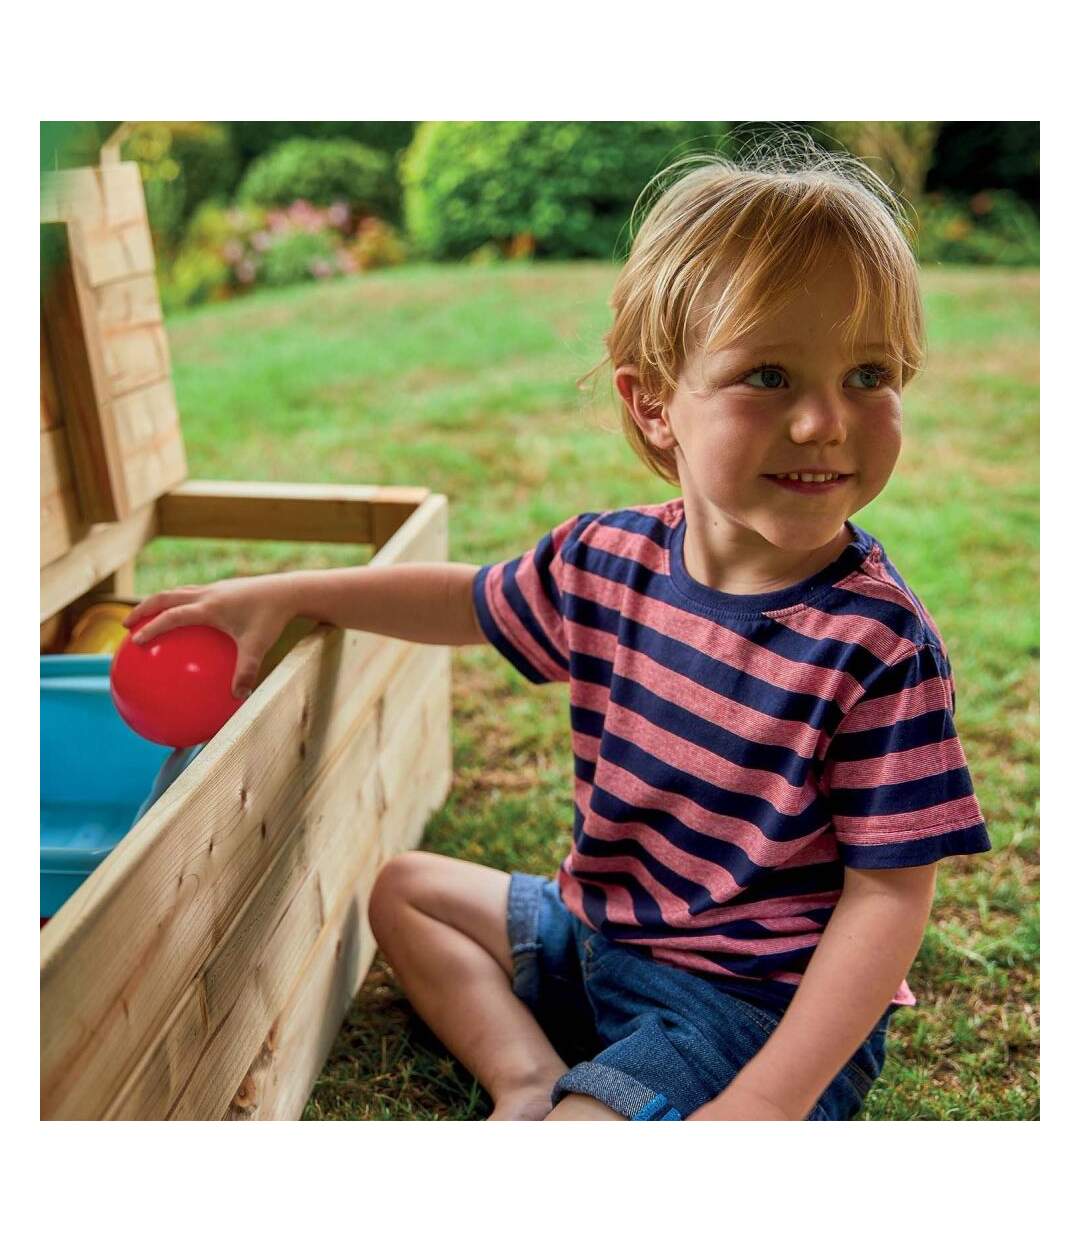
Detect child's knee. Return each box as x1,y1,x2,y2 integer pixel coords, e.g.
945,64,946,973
368,850,435,926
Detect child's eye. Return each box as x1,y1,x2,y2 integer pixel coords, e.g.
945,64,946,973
738,360,896,390
848,363,896,390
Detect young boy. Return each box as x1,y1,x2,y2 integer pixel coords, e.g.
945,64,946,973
123,148,990,1121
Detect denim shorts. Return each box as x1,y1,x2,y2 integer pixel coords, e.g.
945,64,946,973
507,872,891,1121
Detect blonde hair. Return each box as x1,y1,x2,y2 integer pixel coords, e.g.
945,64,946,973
581,129,927,487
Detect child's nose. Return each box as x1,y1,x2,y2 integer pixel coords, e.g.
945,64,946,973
787,395,849,444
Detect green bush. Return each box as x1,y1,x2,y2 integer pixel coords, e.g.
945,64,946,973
121,122,239,258
401,121,729,261
228,122,416,168
916,189,1039,266
236,138,398,221
259,230,341,287
160,248,232,313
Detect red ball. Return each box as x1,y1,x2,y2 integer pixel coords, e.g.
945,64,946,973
110,622,244,748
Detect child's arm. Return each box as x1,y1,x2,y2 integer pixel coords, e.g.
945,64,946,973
280,562,486,646
686,862,938,1121
123,562,486,698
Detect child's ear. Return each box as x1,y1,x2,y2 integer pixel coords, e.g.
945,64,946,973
613,365,678,451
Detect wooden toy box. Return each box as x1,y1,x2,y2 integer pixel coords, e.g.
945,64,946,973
40,160,452,1120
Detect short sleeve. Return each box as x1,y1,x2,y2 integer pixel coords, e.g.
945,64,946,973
823,642,991,868
471,512,594,685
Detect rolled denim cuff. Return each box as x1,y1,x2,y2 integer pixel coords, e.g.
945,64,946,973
507,871,542,1004
551,1062,682,1121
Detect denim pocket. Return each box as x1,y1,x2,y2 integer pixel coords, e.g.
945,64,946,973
581,931,611,981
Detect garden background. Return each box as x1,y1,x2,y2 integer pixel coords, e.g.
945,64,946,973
41,120,1040,1119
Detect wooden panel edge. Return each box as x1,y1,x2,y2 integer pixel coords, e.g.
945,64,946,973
156,481,431,545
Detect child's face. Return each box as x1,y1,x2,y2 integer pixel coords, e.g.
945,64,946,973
618,251,903,560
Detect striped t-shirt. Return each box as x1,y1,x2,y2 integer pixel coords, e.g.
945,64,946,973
472,498,990,1009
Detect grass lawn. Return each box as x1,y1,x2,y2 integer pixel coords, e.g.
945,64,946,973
144,259,1039,1121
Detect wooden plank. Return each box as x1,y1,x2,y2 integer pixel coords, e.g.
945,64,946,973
40,495,448,1118
226,676,452,1120
108,641,449,1120
40,427,86,567
41,168,186,523
101,323,171,399
42,165,154,287
95,273,166,334
109,379,188,512
157,480,431,546
39,503,156,622
41,164,145,234
41,222,118,522
79,219,156,288
40,318,63,431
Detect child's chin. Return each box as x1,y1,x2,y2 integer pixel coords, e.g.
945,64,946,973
756,519,850,553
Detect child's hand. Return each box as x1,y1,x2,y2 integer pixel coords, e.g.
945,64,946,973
122,576,295,700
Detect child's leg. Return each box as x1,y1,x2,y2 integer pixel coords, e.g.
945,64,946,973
367,850,571,1120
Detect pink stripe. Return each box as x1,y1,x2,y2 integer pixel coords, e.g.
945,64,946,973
616,927,821,954
636,946,747,979
837,560,922,619
834,799,985,844
568,524,868,705
596,638,826,761
484,566,567,682
829,737,970,788
566,852,686,927
709,891,843,922
574,850,838,937
770,600,919,666
840,673,952,732
598,702,818,815
579,759,827,868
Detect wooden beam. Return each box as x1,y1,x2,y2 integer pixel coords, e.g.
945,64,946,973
156,480,431,547
40,502,156,622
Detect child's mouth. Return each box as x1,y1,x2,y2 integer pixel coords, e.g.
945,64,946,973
765,473,852,494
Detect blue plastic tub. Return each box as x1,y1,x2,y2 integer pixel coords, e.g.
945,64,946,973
40,653,173,917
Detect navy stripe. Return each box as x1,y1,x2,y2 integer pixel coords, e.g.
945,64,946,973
497,552,568,675
608,670,827,783
573,802,845,910
472,565,551,685
595,733,830,844
840,822,992,868
831,765,977,818
620,613,849,734
828,707,956,763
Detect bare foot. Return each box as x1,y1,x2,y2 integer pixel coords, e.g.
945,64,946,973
487,1083,558,1121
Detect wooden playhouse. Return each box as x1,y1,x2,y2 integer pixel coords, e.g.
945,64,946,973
40,154,452,1119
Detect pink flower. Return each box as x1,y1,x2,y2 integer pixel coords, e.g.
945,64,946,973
328,201,350,229
222,240,244,263
251,231,272,252
236,260,257,284
310,259,333,278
